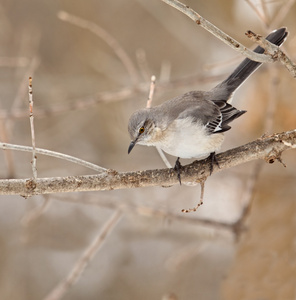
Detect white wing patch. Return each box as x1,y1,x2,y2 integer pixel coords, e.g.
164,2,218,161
205,113,223,133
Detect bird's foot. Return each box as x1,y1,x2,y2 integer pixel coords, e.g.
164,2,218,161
174,157,182,185
209,152,220,175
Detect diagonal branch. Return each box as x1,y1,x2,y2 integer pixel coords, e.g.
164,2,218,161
0,130,295,197
161,0,296,77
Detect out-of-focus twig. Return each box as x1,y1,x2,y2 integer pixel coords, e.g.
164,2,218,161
271,0,296,29
145,75,172,168
43,210,122,300
28,77,37,179
0,57,29,67
146,75,156,109
0,142,106,173
21,195,51,226
0,73,226,120
136,48,151,82
57,11,139,85
245,0,269,27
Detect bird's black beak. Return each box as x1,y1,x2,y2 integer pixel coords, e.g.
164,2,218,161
128,140,136,154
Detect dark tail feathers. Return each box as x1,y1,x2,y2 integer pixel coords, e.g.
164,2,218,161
211,28,288,100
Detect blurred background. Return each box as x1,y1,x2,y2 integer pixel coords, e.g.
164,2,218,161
0,0,296,299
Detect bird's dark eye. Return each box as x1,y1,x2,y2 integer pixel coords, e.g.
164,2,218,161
139,126,145,134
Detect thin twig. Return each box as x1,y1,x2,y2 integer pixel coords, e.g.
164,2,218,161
271,0,296,29
146,75,156,108
259,0,270,25
161,0,296,76
156,147,172,168
2,56,40,177
56,195,236,233
0,142,106,173
181,180,205,213
161,0,272,63
57,11,139,85
0,72,226,120
246,29,296,77
245,0,269,26
28,77,37,179
145,75,173,168
43,210,122,300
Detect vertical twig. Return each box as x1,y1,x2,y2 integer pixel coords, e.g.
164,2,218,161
43,210,122,300
28,77,37,179
146,75,156,108
146,75,173,168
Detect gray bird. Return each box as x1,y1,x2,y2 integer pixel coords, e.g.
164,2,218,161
128,28,288,183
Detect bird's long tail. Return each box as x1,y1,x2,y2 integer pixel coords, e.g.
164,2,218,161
211,28,288,99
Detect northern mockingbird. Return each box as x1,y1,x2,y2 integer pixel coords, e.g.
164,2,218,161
128,28,288,183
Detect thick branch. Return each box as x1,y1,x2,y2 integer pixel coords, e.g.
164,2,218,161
0,130,295,197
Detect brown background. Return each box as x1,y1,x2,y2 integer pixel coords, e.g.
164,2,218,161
0,0,296,299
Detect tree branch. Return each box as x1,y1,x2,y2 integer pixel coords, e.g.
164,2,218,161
1,130,295,197
161,0,296,77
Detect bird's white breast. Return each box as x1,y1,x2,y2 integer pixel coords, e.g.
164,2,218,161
154,117,225,159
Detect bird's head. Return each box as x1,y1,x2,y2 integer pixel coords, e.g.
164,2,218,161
127,108,157,154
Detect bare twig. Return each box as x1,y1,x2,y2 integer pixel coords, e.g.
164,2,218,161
1,56,40,177
146,75,156,108
57,195,236,233
181,180,205,213
161,0,272,63
1,130,295,196
161,0,296,77
271,0,296,29
0,142,106,173
0,72,226,121
145,75,173,168
259,0,270,25
246,29,296,77
245,0,269,26
57,11,139,85
28,77,37,179
43,210,122,300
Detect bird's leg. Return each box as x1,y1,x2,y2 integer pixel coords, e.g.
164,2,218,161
174,157,182,185
209,152,220,175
